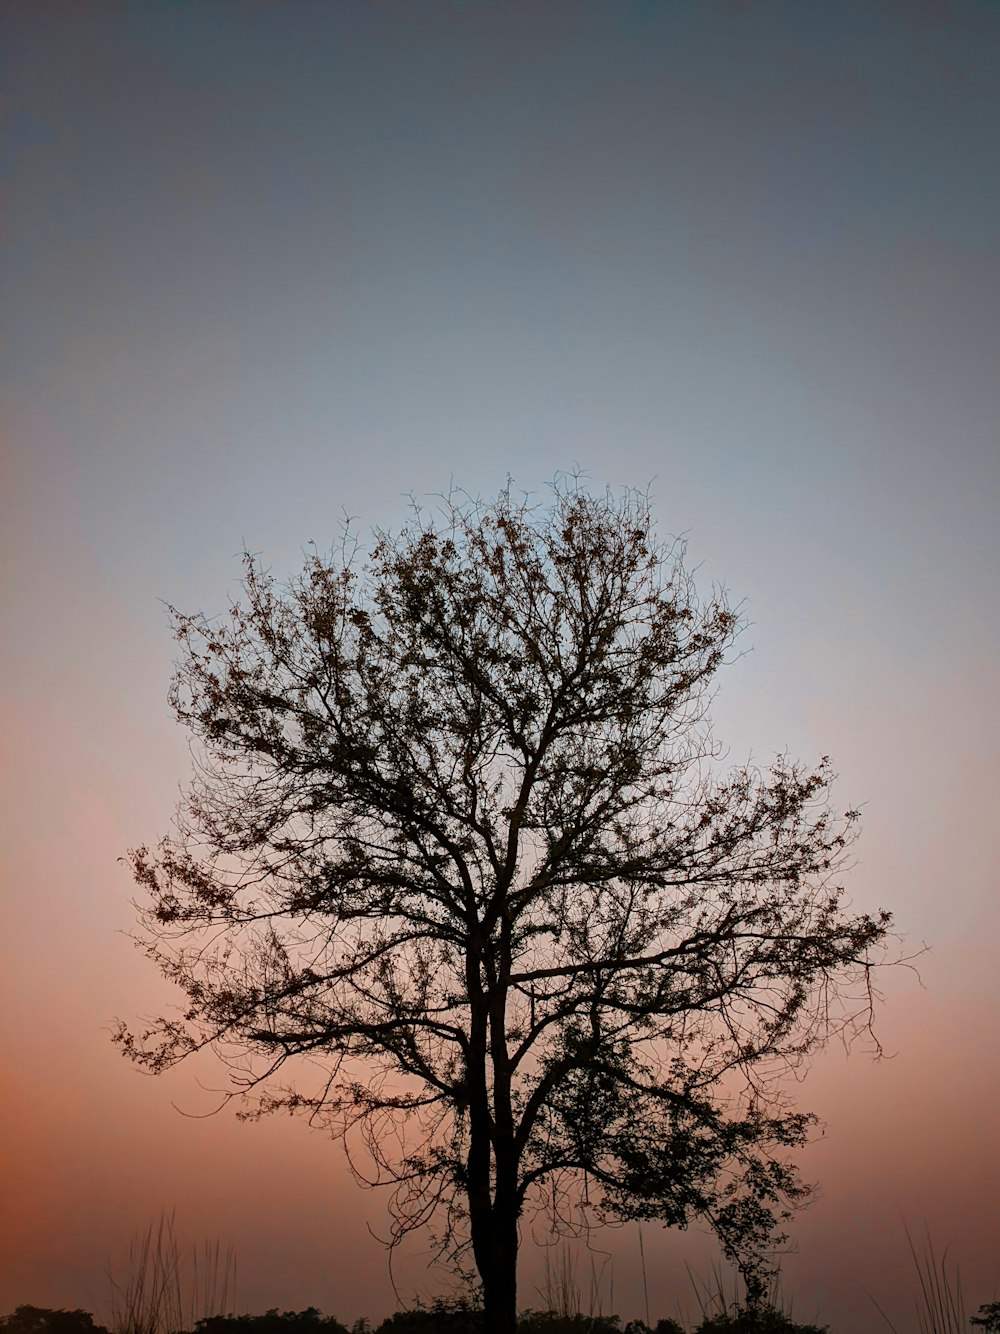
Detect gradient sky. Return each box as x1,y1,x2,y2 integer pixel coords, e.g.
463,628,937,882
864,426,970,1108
1,3,998,1330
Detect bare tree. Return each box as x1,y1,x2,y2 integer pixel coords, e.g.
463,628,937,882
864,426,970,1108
118,481,889,1334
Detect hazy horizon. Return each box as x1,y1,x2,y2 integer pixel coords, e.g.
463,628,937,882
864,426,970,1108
2,3,998,1331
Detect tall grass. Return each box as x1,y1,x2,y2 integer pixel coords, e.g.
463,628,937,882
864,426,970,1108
108,1212,236,1334
870,1223,965,1334
534,1243,614,1326
684,1259,787,1327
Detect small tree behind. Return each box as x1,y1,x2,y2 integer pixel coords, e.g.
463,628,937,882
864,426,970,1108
118,481,889,1334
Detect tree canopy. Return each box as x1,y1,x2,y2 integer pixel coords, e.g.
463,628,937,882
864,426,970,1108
118,482,889,1334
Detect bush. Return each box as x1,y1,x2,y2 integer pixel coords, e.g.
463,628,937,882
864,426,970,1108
0,1312,108,1334
622,1321,684,1334
375,1300,483,1334
518,1315,621,1334
2,1311,110,1334
692,1309,828,1334
192,1316,348,1334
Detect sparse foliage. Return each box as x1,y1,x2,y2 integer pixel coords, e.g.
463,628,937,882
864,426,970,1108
118,481,889,1334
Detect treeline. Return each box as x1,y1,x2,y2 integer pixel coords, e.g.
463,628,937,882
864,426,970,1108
6,1302,1000,1334
0,1301,835,1334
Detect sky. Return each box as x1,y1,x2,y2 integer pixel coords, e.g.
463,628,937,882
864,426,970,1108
1,1,998,1330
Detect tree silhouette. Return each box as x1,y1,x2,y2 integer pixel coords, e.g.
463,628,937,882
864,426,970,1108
118,482,889,1334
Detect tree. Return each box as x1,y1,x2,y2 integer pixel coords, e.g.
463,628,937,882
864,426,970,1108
118,481,890,1334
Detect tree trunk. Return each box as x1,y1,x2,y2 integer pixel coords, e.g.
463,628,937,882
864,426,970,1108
467,912,520,1334
473,1189,518,1334
467,1081,519,1334
466,1033,519,1334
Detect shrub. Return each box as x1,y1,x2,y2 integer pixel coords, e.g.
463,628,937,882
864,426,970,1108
518,1315,621,1334
692,1309,828,1334
622,1321,684,1334
191,1315,348,1334
375,1299,483,1334
2,1310,110,1334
